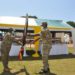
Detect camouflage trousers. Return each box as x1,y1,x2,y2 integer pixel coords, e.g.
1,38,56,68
1,50,10,69
42,44,51,70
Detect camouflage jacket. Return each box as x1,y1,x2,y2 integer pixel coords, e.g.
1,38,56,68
0,32,22,52
40,28,52,45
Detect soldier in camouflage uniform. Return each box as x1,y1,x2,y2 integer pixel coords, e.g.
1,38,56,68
32,22,52,73
39,22,52,73
0,28,22,72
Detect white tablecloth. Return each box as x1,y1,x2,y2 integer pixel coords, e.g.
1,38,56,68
0,43,68,56
40,43,68,55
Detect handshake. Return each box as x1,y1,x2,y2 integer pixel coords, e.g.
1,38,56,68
26,37,40,44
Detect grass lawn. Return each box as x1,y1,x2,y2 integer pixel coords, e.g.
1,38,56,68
0,46,75,75
0,57,75,75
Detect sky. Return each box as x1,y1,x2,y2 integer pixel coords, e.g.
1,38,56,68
0,0,75,22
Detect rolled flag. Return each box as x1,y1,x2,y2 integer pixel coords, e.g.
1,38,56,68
18,14,28,60
18,46,24,60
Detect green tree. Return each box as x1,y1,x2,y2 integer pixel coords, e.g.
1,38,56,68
67,21,75,28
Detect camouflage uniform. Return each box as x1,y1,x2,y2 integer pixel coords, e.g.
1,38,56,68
0,32,16,69
40,28,52,70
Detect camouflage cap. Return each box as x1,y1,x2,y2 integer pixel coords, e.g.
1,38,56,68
41,22,47,26
8,28,13,32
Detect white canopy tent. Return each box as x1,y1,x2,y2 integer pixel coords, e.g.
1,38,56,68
0,16,74,56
